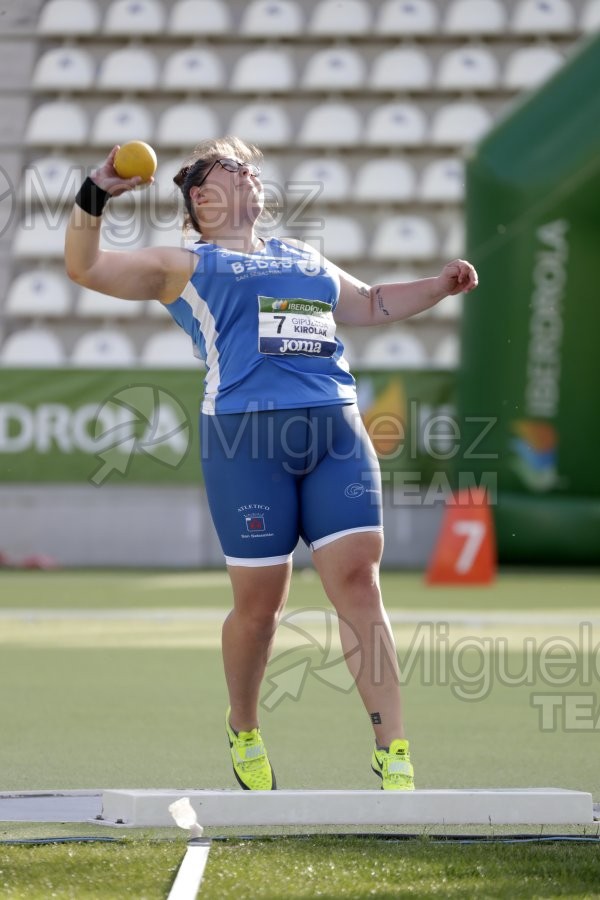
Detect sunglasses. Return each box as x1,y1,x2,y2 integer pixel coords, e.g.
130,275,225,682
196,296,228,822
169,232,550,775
196,157,261,187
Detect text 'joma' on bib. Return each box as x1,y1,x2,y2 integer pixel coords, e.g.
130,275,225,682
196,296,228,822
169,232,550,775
257,296,337,358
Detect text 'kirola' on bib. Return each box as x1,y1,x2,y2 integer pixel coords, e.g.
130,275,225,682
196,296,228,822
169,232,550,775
257,296,337,358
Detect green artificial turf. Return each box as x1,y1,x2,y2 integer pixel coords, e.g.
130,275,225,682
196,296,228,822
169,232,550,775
0,640,598,793
1,569,599,898
0,839,182,899
1,837,600,899
203,837,600,899
0,570,599,793
1,568,599,611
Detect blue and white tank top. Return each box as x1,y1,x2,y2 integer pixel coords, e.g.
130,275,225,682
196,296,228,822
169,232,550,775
165,236,356,414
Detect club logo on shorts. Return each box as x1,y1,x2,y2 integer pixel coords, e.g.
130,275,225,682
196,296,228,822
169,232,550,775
237,503,274,539
245,513,266,532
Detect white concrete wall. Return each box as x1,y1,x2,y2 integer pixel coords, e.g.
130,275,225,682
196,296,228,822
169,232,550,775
0,486,443,568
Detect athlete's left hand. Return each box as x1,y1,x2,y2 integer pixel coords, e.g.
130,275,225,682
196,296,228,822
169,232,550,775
436,259,479,296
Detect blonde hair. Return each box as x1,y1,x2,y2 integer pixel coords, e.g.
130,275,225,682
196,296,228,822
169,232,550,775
173,136,264,235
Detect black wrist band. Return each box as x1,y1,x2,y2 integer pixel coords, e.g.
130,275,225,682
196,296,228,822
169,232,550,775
75,177,110,216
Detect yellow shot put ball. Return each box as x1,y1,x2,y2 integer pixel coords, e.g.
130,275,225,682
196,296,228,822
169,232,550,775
114,141,157,181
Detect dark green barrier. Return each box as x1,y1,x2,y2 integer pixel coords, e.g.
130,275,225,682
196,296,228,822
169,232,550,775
459,34,600,562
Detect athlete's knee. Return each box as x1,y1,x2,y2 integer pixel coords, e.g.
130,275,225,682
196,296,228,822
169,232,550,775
328,558,383,610
226,603,282,639
344,562,382,603
318,532,382,574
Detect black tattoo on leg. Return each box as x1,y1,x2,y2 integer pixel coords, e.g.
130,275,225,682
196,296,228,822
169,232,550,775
375,286,390,317
356,285,370,299
370,711,382,725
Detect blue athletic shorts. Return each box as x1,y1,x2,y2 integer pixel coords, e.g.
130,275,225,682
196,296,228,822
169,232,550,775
200,403,383,566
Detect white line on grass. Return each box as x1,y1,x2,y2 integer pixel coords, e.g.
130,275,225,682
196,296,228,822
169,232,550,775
2,609,598,650
167,842,211,900
1,609,599,625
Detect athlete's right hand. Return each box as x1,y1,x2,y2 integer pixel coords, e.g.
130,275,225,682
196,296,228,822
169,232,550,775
89,145,152,197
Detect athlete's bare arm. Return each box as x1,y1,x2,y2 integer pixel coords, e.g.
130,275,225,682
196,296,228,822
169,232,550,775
65,223,194,304
64,146,195,304
334,259,477,326
281,238,477,326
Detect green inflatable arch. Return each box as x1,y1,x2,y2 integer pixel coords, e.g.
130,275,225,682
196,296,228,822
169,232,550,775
458,34,600,563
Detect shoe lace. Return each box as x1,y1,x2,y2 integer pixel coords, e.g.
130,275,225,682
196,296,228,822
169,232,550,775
234,731,267,772
382,746,412,785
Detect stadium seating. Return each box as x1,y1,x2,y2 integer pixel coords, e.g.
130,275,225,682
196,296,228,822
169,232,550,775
140,330,204,367
297,103,361,147
153,157,185,203
162,48,226,92
444,0,507,35
97,48,159,92
77,287,143,319
37,0,101,34
308,0,372,35
442,215,466,258
305,215,366,262
429,292,463,320
91,102,154,146
288,158,352,202
168,0,231,34
368,48,433,92
430,102,493,146
230,49,296,93
13,212,70,259
374,0,438,35
25,101,88,146
71,330,137,366
5,271,72,318
0,328,67,366
257,159,285,193
581,0,600,29
103,0,166,35
99,213,148,253
373,269,421,288
31,48,95,92
22,156,81,205
431,333,461,368
511,0,575,34
361,330,429,369
503,46,565,89
7,0,587,376
371,216,439,260
239,0,304,36
155,104,220,148
301,48,366,91
148,223,190,248
436,46,500,91
365,104,427,147
354,159,416,202
228,104,292,147
419,159,465,203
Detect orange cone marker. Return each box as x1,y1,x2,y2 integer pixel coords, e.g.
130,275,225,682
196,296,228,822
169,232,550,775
426,487,496,585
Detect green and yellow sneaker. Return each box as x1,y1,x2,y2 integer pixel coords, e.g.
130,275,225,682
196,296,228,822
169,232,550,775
371,739,414,791
225,707,276,791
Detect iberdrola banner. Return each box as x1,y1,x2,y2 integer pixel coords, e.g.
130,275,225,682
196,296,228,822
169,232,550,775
0,368,458,489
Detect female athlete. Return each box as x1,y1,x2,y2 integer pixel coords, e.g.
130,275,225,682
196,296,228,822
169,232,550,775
65,137,478,791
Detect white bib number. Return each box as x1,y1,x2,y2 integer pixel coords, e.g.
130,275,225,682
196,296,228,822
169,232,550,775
257,296,337,358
